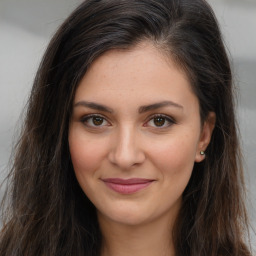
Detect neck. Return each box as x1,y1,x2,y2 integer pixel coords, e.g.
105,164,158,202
98,212,176,256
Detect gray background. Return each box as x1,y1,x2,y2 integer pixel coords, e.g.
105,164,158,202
0,0,255,251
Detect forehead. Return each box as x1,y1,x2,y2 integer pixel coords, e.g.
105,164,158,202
73,42,198,112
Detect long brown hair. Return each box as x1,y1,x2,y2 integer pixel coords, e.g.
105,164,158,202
0,0,251,255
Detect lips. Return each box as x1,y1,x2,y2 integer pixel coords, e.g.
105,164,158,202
101,178,154,194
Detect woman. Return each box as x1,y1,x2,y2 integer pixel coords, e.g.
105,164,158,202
0,0,252,255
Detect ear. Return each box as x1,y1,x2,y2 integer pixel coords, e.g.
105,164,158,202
195,112,216,163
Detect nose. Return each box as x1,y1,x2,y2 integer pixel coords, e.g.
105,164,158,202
108,126,146,169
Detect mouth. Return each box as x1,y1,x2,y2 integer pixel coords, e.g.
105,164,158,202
101,178,155,194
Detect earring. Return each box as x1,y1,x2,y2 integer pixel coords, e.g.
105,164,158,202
200,150,205,155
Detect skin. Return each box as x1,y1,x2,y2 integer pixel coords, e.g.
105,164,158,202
69,42,215,256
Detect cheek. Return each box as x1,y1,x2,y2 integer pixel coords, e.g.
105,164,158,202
150,132,199,178
68,131,105,177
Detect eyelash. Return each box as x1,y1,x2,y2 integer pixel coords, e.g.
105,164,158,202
144,114,176,128
80,114,110,128
80,114,176,129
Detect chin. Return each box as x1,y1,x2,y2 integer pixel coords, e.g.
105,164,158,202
97,205,154,227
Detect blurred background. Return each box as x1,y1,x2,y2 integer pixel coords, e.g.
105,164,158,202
0,0,255,250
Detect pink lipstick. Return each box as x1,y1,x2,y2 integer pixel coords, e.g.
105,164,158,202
102,178,154,194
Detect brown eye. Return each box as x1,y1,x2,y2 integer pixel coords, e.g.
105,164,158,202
82,115,109,127
153,117,166,127
92,116,104,126
145,115,175,128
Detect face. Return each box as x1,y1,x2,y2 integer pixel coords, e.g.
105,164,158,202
69,42,215,227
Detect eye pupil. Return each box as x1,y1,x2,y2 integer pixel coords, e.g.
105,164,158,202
154,117,165,127
93,116,104,125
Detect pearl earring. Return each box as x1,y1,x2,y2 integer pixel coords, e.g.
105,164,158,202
200,151,205,155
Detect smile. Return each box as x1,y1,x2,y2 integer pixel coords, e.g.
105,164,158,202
101,178,154,194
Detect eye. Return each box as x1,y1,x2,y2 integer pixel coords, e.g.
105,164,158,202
145,115,175,128
81,115,110,127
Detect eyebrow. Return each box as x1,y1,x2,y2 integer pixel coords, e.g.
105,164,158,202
138,101,183,113
73,100,183,113
74,101,113,113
